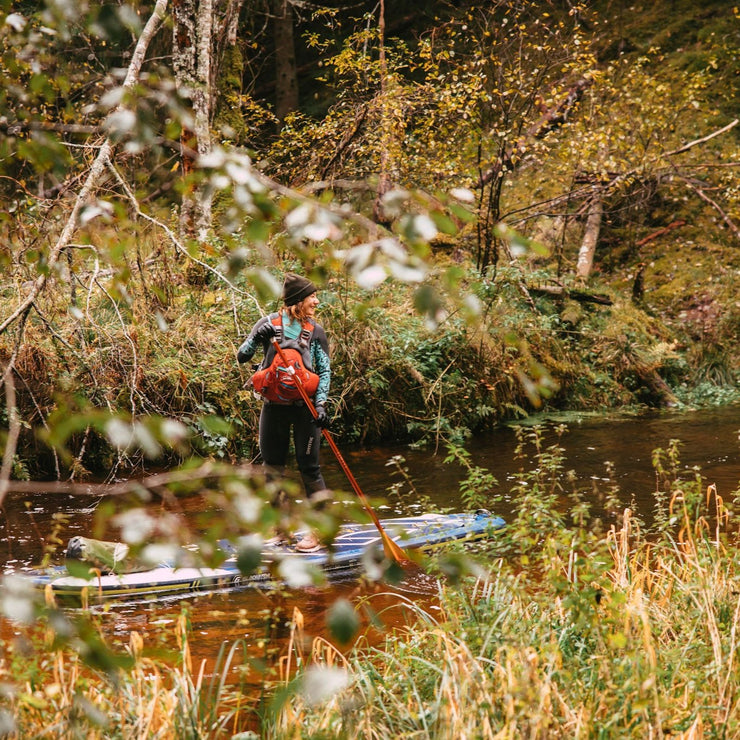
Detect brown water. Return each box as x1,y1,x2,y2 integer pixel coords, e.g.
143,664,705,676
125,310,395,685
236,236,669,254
2,405,739,691
325,406,740,536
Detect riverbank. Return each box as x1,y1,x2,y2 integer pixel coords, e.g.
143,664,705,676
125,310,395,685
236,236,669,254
275,501,737,737
264,424,740,737
2,253,739,482
2,0,739,481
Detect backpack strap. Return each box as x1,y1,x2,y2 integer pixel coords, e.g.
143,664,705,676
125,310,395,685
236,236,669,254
267,313,314,347
298,319,314,349
269,313,283,343
262,314,316,367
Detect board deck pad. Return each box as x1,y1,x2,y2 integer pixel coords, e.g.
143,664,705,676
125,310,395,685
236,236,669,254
29,511,504,600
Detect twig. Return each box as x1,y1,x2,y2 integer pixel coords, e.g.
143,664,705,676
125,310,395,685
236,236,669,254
14,371,61,480
662,119,739,158
107,162,265,318
68,426,91,482
677,175,740,243
93,276,139,417
636,220,686,247
300,179,373,195
318,106,368,181
86,255,101,324
0,461,260,497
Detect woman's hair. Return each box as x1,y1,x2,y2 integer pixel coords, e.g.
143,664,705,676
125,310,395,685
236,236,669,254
285,299,310,322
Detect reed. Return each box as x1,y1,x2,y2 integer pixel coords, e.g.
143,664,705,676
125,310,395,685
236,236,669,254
271,443,740,738
0,613,254,738
2,432,738,738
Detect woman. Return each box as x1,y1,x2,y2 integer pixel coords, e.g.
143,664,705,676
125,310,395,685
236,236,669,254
237,273,331,551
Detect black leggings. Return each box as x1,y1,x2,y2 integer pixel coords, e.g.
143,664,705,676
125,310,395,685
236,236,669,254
258,402,326,495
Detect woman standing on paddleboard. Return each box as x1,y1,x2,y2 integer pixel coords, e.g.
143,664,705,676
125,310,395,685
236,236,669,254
237,273,331,551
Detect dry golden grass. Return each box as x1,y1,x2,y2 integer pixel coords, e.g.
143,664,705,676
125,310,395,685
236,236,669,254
269,484,740,739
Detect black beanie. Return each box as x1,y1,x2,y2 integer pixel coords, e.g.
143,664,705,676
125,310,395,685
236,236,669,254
282,273,317,306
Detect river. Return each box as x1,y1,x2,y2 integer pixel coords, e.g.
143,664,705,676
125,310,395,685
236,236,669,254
2,404,739,700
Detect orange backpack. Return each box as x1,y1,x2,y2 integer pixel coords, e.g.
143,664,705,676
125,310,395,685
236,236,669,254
250,315,320,403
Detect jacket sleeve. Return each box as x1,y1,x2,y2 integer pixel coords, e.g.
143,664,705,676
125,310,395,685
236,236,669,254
237,316,271,364
311,325,331,405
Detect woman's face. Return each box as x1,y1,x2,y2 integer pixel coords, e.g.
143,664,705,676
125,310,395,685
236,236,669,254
299,292,319,318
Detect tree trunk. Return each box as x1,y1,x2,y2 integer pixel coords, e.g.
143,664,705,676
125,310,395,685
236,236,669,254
273,0,299,125
0,0,168,339
173,0,214,243
373,0,391,224
576,196,603,280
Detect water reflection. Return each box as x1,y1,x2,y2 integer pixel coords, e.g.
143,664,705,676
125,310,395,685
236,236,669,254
334,405,740,522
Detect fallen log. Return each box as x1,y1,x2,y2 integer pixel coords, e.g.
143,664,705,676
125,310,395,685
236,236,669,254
528,284,613,305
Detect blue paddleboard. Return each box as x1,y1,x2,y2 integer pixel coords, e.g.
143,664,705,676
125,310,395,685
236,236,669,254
30,511,504,600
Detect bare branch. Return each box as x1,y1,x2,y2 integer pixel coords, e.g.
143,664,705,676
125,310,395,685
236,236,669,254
528,283,613,305
661,119,739,159
601,119,740,199
636,220,686,247
0,0,169,338
106,162,265,319
678,176,740,243
1,461,262,498
503,119,740,227
300,179,374,195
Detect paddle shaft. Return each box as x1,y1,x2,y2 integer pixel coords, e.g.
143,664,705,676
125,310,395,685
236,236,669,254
270,340,409,564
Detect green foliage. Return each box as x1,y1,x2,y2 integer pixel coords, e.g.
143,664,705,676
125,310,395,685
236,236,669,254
268,0,598,199
443,443,499,512
2,234,735,478
0,0,737,477
326,598,360,645
0,4,738,734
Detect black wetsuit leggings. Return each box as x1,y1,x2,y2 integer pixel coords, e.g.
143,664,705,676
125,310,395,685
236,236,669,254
259,402,325,496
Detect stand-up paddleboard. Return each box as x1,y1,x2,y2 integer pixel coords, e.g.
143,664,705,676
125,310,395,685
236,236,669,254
29,511,504,601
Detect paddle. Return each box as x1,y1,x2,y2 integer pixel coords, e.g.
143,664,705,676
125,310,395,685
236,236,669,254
270,339,411,565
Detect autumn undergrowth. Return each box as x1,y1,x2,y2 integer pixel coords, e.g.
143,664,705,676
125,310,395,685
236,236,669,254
267,429,740,739
0,612,256,739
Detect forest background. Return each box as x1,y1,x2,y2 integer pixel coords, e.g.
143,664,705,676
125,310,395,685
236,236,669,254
0,0,738,480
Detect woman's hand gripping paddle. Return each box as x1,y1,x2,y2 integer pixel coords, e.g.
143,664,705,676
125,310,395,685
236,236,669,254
271,340,411,566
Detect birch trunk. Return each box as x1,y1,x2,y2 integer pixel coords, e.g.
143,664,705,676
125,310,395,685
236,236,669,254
576,196,603,280
173,0,214,242
0,0,168,338
0,0,168,501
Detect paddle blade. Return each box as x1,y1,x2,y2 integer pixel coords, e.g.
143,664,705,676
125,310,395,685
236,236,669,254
381,531,412,565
